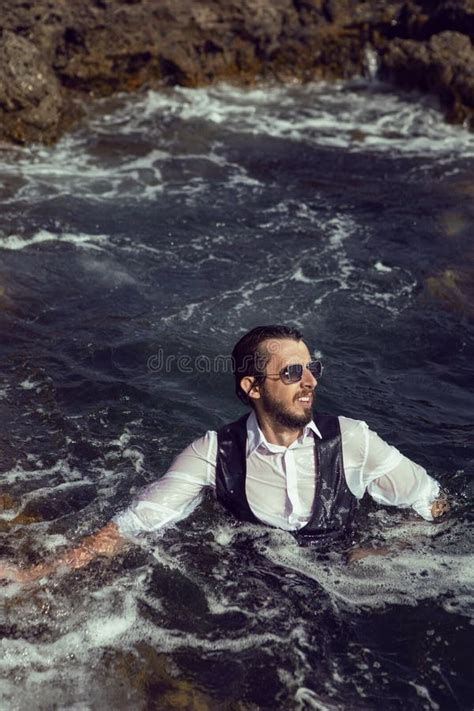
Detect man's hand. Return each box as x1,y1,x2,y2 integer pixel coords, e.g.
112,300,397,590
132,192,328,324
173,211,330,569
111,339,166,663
347,546,393,564
62,522,125,569
0,522,126,583
0,560,57,583
431,498,450,518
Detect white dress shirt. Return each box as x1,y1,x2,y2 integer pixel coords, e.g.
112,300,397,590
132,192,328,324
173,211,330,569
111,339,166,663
114,413,440,537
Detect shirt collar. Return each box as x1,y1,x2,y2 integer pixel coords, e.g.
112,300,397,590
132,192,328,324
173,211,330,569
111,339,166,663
246,410,322,455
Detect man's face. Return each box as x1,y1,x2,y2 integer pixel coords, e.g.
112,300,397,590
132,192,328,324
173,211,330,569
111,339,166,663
253,338,318,430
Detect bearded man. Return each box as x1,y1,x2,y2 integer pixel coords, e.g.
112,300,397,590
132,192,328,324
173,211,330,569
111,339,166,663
0,325,448,581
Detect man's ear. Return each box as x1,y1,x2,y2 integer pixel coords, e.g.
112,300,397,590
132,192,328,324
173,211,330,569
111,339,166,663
240,376,261,401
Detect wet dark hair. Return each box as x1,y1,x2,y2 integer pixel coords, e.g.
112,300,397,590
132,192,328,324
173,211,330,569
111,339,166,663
231,324,304,407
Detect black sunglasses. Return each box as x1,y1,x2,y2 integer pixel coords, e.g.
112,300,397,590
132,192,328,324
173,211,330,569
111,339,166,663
265,360,323,385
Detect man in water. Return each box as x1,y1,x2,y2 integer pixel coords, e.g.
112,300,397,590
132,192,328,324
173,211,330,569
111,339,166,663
1,325,448,581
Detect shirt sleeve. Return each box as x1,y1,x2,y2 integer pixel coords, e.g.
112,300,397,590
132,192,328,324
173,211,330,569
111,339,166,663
113,430,217,537
340,417,440,521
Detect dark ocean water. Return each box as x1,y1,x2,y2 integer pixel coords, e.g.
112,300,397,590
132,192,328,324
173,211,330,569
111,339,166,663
0,80,473,710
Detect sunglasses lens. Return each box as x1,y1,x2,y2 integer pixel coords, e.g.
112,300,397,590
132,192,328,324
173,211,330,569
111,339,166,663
281,364,303,383
279,361,323,383
308,361,323,379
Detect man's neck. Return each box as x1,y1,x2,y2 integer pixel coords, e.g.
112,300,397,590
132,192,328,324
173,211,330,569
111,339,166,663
256,413,303,448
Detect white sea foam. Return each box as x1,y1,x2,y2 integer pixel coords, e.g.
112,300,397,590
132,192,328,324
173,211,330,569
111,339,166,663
18,378,39,390
0,230,109,251
257,522,474,617
0,504,470,709
160,200,416,333
19,478,94,504
0,80,471,209
1,459,83,486
0,570,283,676
0,138,254,205
0,133,166,204
295,688,338,711
409,682,440,710
291,268,315,284
0,478,94,525
42,534,69,551
136,82,474,157
374,260,393,272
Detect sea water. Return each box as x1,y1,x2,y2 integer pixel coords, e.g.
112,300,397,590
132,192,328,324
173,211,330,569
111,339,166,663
0,80,473,710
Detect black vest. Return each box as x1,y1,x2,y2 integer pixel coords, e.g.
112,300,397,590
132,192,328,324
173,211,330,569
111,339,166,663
215,413,357,547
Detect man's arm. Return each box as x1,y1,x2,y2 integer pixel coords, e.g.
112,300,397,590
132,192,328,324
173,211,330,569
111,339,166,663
113,431,215,535
0,522,126,583
1,431,216,583
340,417,449,520
362,424,449,519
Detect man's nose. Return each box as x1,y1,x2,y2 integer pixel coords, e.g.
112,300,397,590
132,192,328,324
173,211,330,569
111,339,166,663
302,366,317,388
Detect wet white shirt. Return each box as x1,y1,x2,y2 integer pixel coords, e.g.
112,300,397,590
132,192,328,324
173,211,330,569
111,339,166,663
114,413,440,537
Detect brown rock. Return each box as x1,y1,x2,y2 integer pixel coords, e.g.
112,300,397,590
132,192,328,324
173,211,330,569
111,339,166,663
380,30,474,126
0,31,64,143
0,0,473,144
108,643,256,710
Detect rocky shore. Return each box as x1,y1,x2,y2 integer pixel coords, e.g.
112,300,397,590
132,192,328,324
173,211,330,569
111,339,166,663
0,0,473,145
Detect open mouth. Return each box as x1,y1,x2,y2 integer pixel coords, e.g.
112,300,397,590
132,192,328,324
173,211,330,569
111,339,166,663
296,395,312,405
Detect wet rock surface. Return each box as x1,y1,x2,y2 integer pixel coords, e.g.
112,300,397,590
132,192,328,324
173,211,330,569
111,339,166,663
380,30,474,125
0,0,473,143
0,31,64,144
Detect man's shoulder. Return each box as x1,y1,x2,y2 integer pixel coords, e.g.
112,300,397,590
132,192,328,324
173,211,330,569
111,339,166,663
313,413,368,429
336,415,369,437
176,429,218,459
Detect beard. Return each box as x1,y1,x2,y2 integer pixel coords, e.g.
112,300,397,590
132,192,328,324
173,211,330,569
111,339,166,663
259,384,313,430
